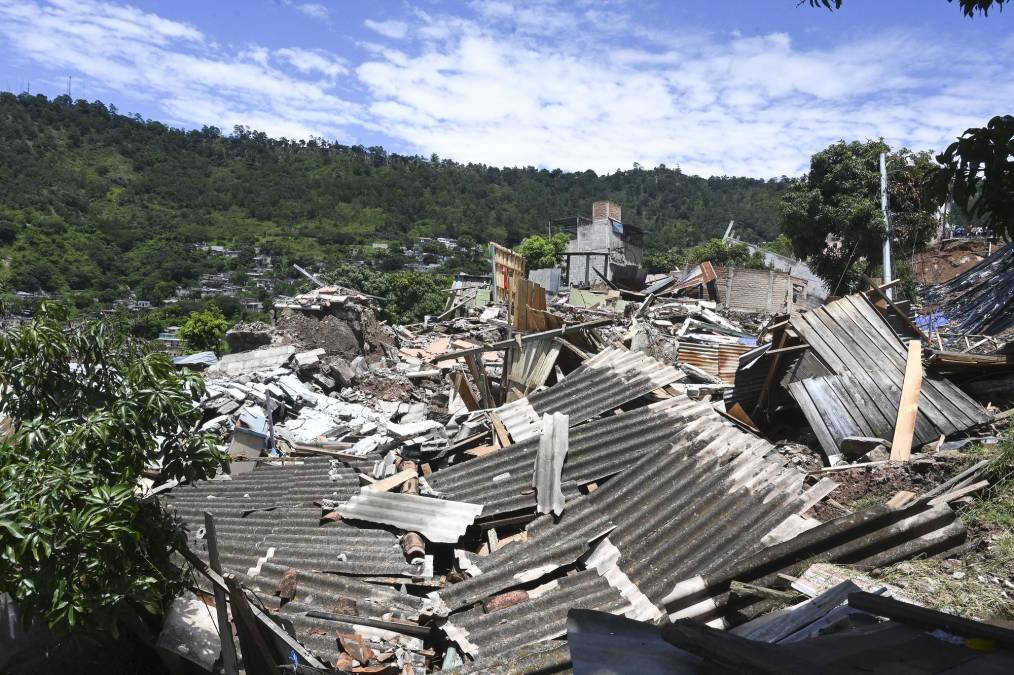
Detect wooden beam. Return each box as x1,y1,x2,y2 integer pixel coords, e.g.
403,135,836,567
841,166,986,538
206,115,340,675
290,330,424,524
890,340,924,462
203,513,239,675
927,480,989,506
847,592,1014,649
861,274,928,342
224,574,279,675
369,468,416,492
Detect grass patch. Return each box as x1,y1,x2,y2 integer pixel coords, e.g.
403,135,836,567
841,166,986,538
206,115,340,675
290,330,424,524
877,557,1014,620
957,437,1014,533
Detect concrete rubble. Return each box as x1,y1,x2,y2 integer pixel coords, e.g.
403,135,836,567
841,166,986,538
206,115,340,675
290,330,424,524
162,247,1014,673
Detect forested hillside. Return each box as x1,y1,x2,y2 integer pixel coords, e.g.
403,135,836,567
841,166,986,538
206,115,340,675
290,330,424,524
0,92,787,299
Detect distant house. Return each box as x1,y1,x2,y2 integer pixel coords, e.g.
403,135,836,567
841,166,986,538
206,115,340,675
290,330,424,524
371,242,390,251
241,298,263,311
722,234,829,301
562,201,644,286
158,326,182,354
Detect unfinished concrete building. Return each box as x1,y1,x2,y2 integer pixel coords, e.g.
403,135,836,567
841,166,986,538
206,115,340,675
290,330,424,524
563,201,644,287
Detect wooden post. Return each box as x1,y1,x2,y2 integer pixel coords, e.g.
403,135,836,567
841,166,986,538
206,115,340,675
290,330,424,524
224,574,279,675
203,512,239,675
890,340,923,461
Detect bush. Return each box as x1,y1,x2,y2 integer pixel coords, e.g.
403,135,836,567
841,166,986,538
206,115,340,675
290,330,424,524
0,305,226,631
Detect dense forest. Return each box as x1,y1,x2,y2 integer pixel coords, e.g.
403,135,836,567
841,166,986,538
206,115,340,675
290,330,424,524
0,92,787,302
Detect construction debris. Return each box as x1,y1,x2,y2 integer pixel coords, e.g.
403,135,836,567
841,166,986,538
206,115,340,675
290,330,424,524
158,240,1012,673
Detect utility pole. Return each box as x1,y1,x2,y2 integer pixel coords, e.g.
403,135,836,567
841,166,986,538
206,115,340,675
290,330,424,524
880,152,893,300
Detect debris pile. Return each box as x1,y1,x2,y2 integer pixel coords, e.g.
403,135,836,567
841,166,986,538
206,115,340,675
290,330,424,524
160,244,1013,673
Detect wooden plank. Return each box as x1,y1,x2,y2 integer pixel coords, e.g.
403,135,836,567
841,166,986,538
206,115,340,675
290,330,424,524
204,513,239,675
432,318,614,362
792,310,899,432
847,591,1014,649
886,491,916,509
787,380,841,463
369,468,416,492
224,574,279,675
861,274,928,341
821,375,877,439
489,413,511,449
450,371,480,411
890,340,924,462
927,480,989,506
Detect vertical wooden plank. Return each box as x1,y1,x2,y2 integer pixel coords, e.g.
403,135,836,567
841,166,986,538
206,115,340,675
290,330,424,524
890,340,924,462
224,574,278,675
204,513,239,675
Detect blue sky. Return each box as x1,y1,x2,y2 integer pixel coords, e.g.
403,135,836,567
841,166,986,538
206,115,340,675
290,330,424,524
0,0,1010,177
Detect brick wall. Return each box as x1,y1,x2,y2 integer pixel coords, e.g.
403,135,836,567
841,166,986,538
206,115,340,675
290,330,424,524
714,266,816,313
591,201,621,222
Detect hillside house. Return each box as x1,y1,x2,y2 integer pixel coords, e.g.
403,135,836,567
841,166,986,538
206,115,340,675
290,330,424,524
562,201,644,286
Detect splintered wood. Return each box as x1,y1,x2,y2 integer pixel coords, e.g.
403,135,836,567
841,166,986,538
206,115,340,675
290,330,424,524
890,340,924,462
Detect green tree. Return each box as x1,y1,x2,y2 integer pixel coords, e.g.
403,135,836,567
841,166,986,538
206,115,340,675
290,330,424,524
178,302,228,353
780,141,938,295
0,305,225,632
518,233,569,270
930,115,1014,239
644,239,767,274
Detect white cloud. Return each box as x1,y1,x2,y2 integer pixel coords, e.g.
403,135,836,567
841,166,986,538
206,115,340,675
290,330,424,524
288,2,329,21
355,3,1014,176
364,19,409,39
0,0,358,140
0,0,1010,177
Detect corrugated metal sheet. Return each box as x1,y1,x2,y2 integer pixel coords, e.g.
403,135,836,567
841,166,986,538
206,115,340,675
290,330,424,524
534,413,568,516
787,294,991,459
922,240,1014,335
444,570,630,660
430,397,716,518
339,491,483,543
173,350,219,367
164,457,428,667
678,341,751,383
660,501,967,628
496,348,684,442
434,417,809,663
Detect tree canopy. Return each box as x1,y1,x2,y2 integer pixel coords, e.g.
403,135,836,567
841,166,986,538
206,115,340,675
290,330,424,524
0,306,225,631
178,302,229,353
780,141,938,295
518,233,570,270
930,115,1014,239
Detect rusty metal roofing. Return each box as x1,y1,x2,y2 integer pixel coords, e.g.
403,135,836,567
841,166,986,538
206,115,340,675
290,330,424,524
339,490,483,543
677,341,751,383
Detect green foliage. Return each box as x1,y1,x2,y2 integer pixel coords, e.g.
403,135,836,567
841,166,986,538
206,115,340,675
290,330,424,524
0,93,788,299
780,140,938,295
178,302,228,353
931,115,1014,239
517,233,569,269
0,305,226,632
324,264,449,324
644,238,768,273
807,0,1006,16
766,234,795,258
